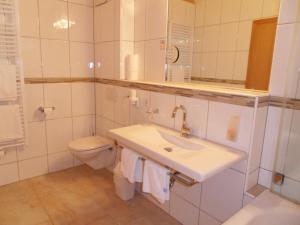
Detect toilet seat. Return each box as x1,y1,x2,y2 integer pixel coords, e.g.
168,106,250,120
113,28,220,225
68,136,112,152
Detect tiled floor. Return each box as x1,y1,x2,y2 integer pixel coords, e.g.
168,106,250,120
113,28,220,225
0,165,181,225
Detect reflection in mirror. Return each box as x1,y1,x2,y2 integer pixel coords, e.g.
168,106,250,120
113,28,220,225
166,0,280,91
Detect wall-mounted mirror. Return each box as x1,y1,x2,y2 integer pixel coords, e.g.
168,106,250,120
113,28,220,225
166,0,280,91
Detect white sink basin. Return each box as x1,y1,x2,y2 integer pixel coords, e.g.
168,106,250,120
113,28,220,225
108,124,247,182
158,130,205,151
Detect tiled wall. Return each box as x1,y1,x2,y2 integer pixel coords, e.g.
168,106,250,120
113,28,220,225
192,0,280,81
0,0,95,186
260,0,300,200
95,83,267,224
134,0,168,81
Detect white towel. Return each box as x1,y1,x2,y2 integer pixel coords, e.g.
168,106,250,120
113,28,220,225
0,104,23,142
0,64,17,101
142,160,170,204
120,148,143,183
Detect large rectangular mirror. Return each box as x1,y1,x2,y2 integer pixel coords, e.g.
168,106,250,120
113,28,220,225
166,0,280,91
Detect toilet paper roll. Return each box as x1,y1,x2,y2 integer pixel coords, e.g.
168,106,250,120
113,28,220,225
125,54,139,81
129,89,138,105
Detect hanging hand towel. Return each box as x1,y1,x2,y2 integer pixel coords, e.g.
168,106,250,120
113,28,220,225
142,160,170,204
0,64,17,101
0,104,22,142
120,148,143,183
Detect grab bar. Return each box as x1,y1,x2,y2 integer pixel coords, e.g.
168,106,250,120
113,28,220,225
115,141,198,187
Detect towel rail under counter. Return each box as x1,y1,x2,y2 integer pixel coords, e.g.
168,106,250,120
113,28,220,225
114,141,198,187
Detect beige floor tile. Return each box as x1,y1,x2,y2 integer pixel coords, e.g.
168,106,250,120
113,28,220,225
0,165,181,225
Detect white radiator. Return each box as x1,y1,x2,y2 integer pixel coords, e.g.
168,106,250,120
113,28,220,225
0,0,25,151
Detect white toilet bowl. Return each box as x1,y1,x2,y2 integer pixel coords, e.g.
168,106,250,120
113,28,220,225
68,136,115,170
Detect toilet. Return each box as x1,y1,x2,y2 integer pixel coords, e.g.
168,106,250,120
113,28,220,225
68,136,115,170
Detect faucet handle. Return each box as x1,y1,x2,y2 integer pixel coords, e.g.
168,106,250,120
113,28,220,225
146,108,159,119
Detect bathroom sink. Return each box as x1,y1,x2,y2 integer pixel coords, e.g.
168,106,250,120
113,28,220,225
157,130,205,151
108,124,247,182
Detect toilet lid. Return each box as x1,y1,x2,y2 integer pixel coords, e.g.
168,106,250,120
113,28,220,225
68,136,113,152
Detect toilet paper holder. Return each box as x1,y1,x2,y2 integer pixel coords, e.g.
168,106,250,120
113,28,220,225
38,106,55,113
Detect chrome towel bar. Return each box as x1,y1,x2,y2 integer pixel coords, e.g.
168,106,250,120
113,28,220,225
115,141,198,187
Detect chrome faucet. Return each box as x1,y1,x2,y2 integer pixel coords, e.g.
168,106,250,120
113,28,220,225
171,105,191,137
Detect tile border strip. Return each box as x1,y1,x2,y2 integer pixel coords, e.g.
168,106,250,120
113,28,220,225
24,77,300,110
24,77,95,84
95,78,257,107
191,77,246,85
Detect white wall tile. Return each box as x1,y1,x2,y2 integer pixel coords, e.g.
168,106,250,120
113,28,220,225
17,0,39,37
39,0,68,40
258,168,273,188
240,0,264,20
18,156,48,180
150,92,175,128
200,53,218,78
145,0,168,39
134,0,146,41
72,115,95,139
44,83,72,119
95,84,115,120
71,83,95,116
144,39,166,82
46,118,73,154
237,21,252,51
24,84,44,122
202,25,220,52
114,87,130,125
219,23,238,51
120,0,134,41
174,96,208,138
216,52,235,79
20,38,42,77
172,181,202,208
204,0,222,25
96,116,116,137
41,39,70,77
248,107,268,173
69,0,93,6
170,193,199,225
134,41,145,80
281,177,300,201
0,163,19,186
130,90,150,125
69,4,93,42
269,24,295,96
261,107,281,171
199,211,221,225
262,0,280,17
221,0,241,23
195,0,205,27
245,168,259,191
70,42,94,78
94,0,115,42
207,101,254,152
95,42,115,78
201,169,245,222
18,122,47,160
0,148,17,165
278,0,300,24
233,51,249,81
48,151,74,172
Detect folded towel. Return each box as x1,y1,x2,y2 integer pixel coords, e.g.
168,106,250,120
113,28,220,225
120,148,143,183
0,64,17,101
142,160,170,204
0,104,23,142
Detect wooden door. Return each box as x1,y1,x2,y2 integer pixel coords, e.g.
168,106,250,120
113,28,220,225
246,17,277,90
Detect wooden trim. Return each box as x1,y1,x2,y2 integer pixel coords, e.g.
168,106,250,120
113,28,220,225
191,77,246,85
24,77,95,84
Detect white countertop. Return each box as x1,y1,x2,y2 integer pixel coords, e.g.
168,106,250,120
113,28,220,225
108,124,247,182
223,190,300,225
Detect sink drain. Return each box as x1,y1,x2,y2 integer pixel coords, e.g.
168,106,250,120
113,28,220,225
164,147,173,152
